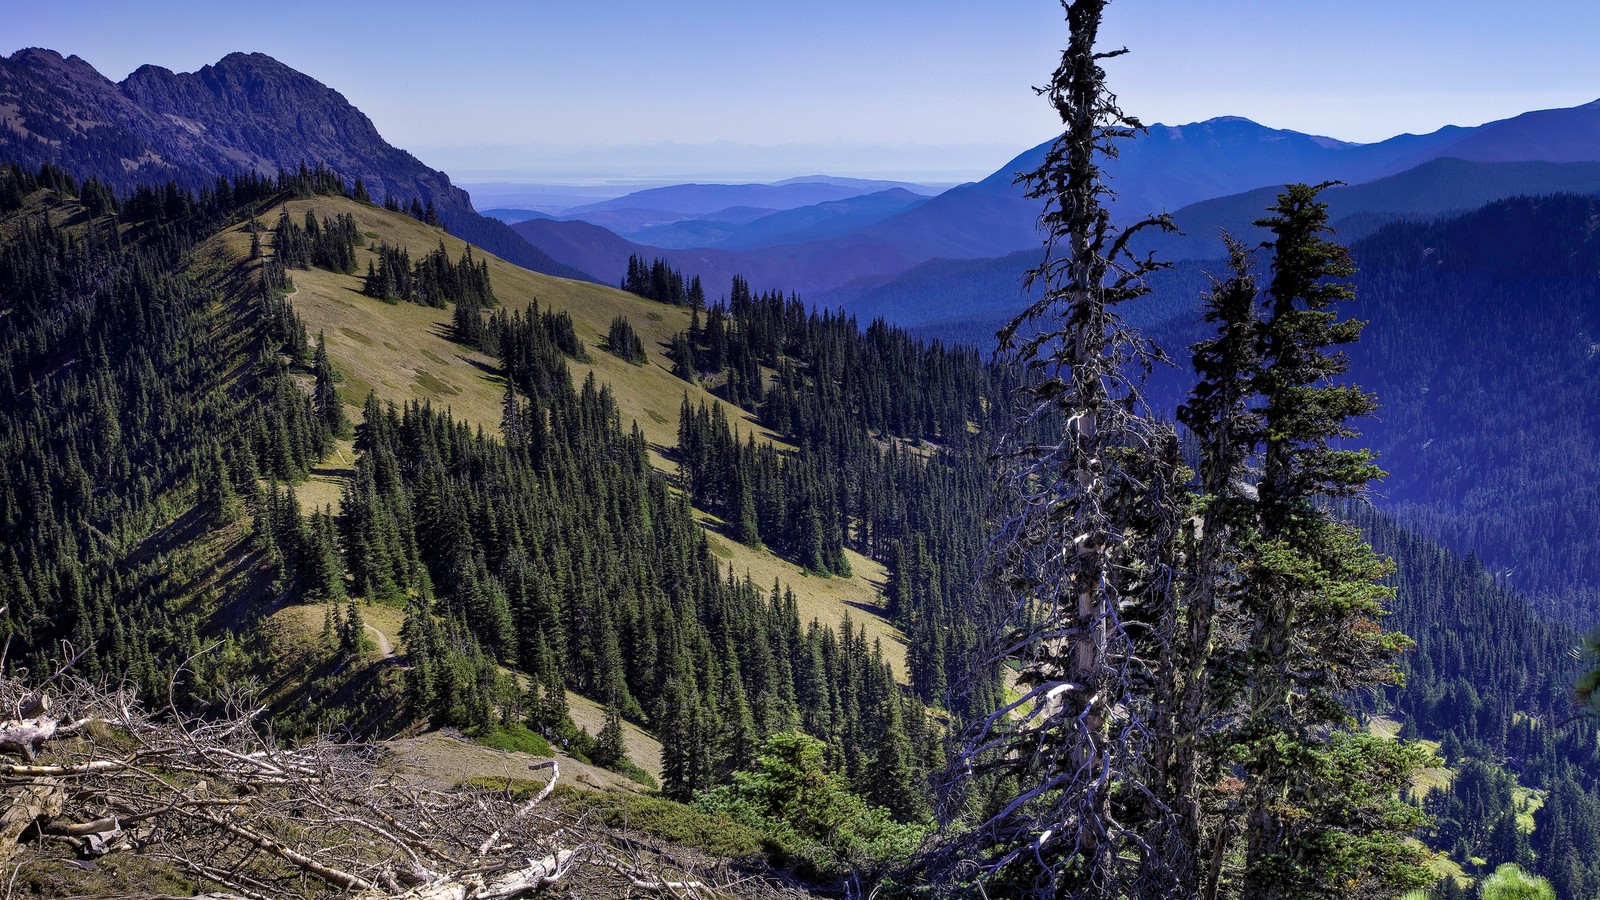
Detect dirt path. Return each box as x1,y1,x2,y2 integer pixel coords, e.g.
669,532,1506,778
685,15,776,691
365,622,394,658
381,731,649,794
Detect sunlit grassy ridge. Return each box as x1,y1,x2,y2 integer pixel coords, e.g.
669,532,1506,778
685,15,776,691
205,196,906,684
217,196,787,459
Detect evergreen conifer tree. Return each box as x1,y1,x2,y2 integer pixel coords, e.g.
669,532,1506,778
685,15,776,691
1235,184,1429,899
593,707,627,769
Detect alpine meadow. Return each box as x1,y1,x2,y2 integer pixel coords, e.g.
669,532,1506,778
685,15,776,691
3,1,1600,898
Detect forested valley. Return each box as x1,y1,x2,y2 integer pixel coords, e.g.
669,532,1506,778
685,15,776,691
5,2,1600,897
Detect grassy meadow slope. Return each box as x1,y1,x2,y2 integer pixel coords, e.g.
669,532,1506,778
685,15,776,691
212,196,908,684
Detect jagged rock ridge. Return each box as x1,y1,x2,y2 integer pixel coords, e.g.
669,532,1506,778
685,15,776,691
0,48,590,280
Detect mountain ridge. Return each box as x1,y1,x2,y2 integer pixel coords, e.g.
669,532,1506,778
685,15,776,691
0,47,592,281
512,98,1600,299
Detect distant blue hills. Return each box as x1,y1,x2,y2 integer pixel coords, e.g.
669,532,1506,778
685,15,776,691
627,189,931,251
510,97,1600,324
838,157,1600,334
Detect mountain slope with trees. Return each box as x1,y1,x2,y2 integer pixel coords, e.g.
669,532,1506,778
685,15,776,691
0,161,965,896
1122,192,1600,627
833,157,1600,330
5,12,1600,898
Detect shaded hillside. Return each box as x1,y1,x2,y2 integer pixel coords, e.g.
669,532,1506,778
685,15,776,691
0,48,589,281
513,216,931,297
1131,194,1600,625
842,157,1600,330
630,188,930,250
1136,157,1600,261
1346,196,1600,622
900,191,1600,631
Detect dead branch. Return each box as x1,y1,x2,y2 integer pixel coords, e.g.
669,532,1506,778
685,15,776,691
0,666,803,899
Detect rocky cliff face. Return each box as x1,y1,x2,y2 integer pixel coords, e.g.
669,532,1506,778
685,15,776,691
119,52,470,211
0,48,590,280
1,48,452,205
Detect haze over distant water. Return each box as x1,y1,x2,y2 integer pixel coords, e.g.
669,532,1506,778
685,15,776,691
8,1,1599,185
440,141,993,189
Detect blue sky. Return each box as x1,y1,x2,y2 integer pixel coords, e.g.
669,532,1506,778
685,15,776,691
9,1,1600,183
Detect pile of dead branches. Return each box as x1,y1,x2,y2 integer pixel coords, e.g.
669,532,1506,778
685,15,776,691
0,652,787,899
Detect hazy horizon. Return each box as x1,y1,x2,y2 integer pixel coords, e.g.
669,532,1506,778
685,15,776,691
436,140,1005,190
9,1,1599,186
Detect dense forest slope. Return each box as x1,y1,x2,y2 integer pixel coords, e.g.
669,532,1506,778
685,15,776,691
0,58,1007,865
241,192,910,675
1350,503,1600,898
882,190,1600,631
1128,194,1600,626
1349,195,1600,622
0,163,998,888
5,156,1600,898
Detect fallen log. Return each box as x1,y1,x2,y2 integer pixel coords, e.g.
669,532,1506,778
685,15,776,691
0,778,62,862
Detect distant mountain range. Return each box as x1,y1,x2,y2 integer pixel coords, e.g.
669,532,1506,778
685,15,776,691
1182,194,1600,624
839,157,1600,332
485,179,942,250
8,45,1600,331
0,48,589,280
562,179,934,218
513,214,938,297
510,97,1600,313
622,188,931,250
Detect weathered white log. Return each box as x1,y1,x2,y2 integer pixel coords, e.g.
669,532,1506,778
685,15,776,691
0,778,63,861
0,752,142,777
352,849,575,900
474,759,557,859
373,884,465,900
0,715,58,760
476,849,576,898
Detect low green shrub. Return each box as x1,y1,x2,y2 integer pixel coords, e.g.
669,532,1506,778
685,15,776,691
695,731,928,882
561,789,764,859
470,722,553,756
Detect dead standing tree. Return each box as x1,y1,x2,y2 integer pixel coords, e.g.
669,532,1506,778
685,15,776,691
936,1,1181,897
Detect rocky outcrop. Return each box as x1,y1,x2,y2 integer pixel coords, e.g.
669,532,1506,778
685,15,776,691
0,48,591,280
